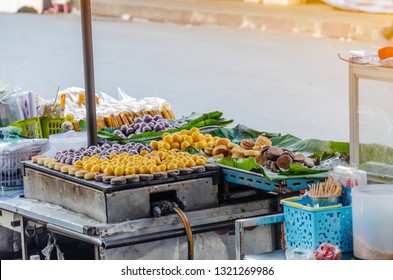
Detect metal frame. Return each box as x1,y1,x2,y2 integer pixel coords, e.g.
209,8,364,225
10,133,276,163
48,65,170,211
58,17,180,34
235,213,284,260
80,0,97,146
349,63,393,167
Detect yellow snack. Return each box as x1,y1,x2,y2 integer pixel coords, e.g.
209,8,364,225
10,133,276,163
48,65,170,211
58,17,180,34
32,155,46,163
189,127,200,135
194,140,207,149
172,133,183,143
152,157,161,165
65,113,74,122
181,141,191,150
83,162,94,172
192,155,199,162
184,136,193,145
60,165,71,173
171,142,180,150
90,165,101,173
44,158,57,167
54,163,65,171
114,167,124,176
167,163,177,171
68,167,82,176
75,170,88,178
140,150,149,156
163,135,173,145
103,166,114,175
192,132,204,142
48,162,57,169
150,165,161,173
140,165,150,174
161,142,171,150
82,156,90,162
84,172,97,180
186,159,196,167
74,160,83,168
159,164,167,172
196,158,207,166
150,140,159,150
60,93,67,107
125,167,136,175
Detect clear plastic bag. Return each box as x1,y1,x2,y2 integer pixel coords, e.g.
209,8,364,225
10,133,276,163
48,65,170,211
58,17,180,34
314,243,342,260
285,248,315,260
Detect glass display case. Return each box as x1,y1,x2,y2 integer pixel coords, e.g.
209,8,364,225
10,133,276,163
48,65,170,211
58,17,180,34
349,63,393,182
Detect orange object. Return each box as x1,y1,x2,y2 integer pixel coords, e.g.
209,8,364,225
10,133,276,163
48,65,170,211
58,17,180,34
378,46,393,60
60,93,66,107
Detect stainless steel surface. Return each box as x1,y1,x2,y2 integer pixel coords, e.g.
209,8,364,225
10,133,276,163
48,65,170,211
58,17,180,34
24,169,108,223
0,209,22,232
0,197,101,234
80,0,97,146
101,227,272,260
0,195,274,259
97,200,270,237
46,224,102,246
23,165,220,223
106,177,218,223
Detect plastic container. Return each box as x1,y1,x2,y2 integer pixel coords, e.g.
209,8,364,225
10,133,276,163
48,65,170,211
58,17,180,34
351,185,393,259
0,146,43,188
281,196,353,252
341,186,352,206
9,118,42,138
41,131,87,158
309,195,341,207
9,117,64,139
40,117,64,138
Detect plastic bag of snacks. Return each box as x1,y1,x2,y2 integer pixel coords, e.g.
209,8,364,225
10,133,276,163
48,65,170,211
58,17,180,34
314,243,342,260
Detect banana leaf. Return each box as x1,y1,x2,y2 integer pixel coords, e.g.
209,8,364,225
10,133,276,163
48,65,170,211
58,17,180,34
358,143,393,181
97,111,233,143
214,157,329,182
210,125,349,157
270,134,350,157
210,126,349,181
210,124,280,143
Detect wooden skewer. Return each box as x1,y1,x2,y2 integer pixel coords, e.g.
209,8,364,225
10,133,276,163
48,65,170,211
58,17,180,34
308,178,342,198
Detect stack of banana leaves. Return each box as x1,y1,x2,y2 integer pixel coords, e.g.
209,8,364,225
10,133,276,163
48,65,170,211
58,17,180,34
201,124,349,182
208,125,393,182
96,111,233,143
94,112,393,182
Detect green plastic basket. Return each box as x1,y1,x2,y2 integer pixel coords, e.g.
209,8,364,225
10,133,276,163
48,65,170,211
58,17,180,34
8,117,64,138
9,117,43,138
40,117,64,138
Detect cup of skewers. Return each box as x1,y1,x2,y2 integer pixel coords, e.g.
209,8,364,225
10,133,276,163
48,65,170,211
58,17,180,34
307,178,343,207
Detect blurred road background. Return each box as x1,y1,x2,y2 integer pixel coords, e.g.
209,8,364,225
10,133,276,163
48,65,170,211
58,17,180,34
1,0,393,142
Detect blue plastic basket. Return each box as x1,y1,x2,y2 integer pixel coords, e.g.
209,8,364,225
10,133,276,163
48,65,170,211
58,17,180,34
281,196,353,252
220,166,326,193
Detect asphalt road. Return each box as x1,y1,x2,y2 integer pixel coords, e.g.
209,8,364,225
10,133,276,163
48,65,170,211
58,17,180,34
1,12,392,143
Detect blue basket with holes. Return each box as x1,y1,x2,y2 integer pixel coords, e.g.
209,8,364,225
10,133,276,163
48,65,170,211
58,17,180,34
281,196,353,252
220,165,326,193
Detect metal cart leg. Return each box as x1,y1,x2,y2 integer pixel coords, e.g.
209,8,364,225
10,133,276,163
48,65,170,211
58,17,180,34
20,218,28,260
349,64,359,167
